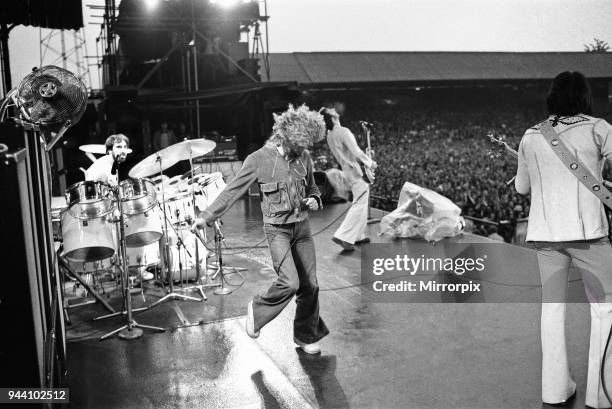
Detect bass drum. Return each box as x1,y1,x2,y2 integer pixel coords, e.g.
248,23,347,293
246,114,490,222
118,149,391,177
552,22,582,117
126,242,160,269
61,211,116,261
165,229,207,281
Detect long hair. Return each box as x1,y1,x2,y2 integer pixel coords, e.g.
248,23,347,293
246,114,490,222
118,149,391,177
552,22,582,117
319,107,336,132
546,71,593,116
268,104,325,155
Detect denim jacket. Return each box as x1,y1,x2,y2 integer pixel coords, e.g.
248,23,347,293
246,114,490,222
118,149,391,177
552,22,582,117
201,143,322,225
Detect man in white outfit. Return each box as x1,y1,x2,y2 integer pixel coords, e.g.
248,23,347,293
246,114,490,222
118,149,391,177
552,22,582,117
515,71,612,408
320,108,377,252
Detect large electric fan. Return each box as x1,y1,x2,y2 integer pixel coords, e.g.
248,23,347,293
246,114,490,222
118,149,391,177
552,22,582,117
1,66,88,150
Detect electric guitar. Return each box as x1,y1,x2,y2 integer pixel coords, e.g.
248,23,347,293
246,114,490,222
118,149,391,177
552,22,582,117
489,133,612,215
359,122,376,184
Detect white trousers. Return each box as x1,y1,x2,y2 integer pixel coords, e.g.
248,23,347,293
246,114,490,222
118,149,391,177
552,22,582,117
333,176,369,245
537,239,612,408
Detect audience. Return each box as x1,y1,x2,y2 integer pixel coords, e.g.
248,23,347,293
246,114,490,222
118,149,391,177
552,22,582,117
312,102,541,241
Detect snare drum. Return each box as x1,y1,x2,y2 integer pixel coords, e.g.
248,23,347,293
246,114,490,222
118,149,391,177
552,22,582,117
61,210,116,261
65,181,114,219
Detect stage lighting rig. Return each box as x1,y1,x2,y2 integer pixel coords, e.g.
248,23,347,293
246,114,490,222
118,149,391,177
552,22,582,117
144,0,161,11
210,0,253,7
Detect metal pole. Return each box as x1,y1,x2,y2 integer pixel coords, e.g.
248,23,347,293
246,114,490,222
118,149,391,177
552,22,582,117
60,31,67,70
191,0,201,139
0,23,14,97
263,0,271,82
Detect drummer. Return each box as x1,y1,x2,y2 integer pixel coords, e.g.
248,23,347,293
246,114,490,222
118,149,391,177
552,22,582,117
85,134,130,186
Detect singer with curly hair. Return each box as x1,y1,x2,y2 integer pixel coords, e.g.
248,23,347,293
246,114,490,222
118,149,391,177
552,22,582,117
192,104,329,354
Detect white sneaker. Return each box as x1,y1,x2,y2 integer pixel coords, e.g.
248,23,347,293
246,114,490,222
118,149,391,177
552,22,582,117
246,301,260,339
294,337,321,354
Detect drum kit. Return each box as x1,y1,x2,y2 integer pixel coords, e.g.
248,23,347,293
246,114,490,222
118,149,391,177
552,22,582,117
55,138,234,340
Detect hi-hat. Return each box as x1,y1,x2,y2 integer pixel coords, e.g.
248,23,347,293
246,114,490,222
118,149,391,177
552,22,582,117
129,139,216,178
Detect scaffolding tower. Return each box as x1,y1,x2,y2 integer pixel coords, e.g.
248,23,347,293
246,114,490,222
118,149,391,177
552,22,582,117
39,27,93,90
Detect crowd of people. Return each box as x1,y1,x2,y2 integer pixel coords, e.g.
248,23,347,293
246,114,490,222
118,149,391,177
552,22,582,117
312,100,543,241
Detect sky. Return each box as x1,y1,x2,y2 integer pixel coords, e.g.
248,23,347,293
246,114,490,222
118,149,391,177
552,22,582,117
5,0,612,91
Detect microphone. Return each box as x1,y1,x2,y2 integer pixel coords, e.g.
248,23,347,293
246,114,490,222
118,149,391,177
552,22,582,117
111,156,119,175
359,120,374,128
186,215,207,246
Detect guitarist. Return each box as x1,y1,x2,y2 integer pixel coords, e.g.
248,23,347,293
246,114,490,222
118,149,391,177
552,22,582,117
514,71,612,408
320,107,377,252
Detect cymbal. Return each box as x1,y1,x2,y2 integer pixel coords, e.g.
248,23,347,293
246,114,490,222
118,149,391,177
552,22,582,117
79,144,133,155
129,151,178,178
79,144,106,155
167,139,216,159
129,139,216,178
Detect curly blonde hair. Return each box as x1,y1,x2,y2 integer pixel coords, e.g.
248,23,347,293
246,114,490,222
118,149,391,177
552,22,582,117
268,104,326,153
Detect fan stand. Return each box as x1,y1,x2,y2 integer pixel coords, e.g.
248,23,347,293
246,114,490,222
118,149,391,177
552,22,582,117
46,120,72,152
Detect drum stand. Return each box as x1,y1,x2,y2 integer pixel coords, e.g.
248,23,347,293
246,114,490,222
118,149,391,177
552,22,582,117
146,155,202,309
99,183,165,341
93,223,149,322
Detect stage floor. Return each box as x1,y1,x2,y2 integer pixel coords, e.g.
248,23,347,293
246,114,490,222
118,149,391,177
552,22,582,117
66,197,593,409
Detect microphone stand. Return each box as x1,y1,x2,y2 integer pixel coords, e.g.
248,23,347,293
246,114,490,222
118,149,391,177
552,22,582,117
210,220,245,295
99,162,165,340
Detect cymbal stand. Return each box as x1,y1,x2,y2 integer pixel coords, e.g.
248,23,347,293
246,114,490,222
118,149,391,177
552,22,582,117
99,181,165,341
146,155,202,309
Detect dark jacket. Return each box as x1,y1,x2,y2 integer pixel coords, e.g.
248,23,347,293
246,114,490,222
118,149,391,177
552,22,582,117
201,143,322,224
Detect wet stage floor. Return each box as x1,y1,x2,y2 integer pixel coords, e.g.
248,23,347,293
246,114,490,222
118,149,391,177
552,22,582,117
67,197,593,409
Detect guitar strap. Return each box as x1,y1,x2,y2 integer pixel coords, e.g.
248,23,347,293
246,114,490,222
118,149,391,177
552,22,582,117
540,121,612,208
